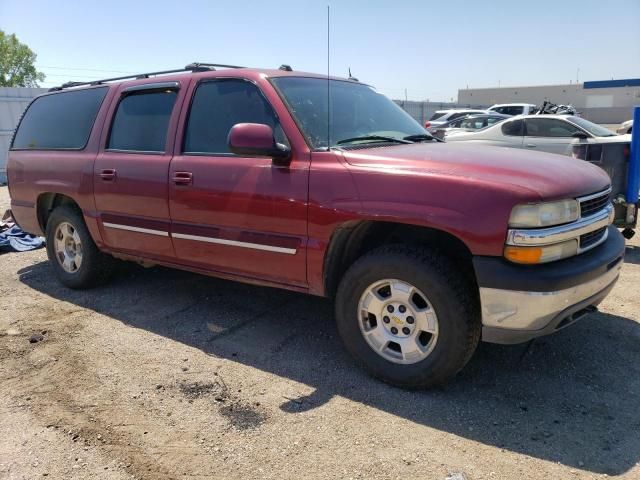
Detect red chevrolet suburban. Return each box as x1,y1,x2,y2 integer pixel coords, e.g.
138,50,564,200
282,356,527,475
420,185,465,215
7,63,625,388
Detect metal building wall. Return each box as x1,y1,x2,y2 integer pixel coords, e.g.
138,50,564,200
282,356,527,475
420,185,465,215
0,87,47,184
457,82,640,124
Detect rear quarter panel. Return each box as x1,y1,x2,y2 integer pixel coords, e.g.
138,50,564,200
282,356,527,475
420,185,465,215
7,87,116,239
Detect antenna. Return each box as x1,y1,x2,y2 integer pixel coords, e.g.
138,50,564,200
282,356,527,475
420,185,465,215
326,5,330,150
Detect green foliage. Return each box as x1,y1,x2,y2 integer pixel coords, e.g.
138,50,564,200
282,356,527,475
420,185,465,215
0,30,46,87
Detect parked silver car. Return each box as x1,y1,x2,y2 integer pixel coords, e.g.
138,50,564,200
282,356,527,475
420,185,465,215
432,113,511,139
424,109,487,132
617,119,633,134
446,114,620,156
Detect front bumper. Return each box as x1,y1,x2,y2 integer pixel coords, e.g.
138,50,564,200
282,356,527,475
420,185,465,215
474,226,625,344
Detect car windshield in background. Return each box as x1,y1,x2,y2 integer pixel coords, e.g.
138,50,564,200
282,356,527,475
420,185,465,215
568,116,616,137
271,77,427,149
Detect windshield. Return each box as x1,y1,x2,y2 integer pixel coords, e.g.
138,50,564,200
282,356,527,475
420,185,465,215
568,116,616,137
271,77,427,149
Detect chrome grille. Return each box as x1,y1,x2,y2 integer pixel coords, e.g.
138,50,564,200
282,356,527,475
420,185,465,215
579,190,611,218
580,227,607,249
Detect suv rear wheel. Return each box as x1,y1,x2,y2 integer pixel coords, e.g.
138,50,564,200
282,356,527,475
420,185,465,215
335,245,480,388
46,206,115,289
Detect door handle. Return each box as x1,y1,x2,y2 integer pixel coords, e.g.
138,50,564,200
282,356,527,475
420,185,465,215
99,169,117,181
525,143,537,148
173,171,193,185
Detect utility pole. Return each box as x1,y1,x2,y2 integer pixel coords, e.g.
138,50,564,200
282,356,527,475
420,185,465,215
404,88,408,102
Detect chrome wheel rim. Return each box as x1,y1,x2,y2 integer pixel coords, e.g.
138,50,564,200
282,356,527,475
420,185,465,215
53,222,83,273
357,279,439,364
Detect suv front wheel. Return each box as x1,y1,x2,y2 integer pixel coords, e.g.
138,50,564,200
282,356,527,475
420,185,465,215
335,245,480,388
46,206,115,289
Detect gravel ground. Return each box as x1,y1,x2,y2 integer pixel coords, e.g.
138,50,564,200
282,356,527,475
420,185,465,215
1,185,639,480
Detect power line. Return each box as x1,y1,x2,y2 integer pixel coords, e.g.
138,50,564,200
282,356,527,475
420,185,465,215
36,65,136,74
39,73,105,79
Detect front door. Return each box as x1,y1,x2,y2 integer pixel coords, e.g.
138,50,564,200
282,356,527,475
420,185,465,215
94,81,186,260
168,78,309,287
523,117,584,156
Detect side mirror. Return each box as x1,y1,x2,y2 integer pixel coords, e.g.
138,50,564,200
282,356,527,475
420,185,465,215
228,123,291,166
572,131,589,139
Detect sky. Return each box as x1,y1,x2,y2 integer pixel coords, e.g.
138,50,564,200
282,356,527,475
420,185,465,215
2,0,639,101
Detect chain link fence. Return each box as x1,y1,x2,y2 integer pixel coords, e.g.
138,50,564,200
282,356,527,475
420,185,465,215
394,100,488,126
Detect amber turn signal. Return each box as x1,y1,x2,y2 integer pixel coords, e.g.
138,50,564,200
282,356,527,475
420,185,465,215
503,246,543,264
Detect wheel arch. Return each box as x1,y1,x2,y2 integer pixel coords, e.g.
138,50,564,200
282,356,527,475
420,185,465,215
323,220,477,298
36,192,81,233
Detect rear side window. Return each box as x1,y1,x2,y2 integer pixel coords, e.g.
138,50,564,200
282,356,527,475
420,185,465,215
501,119,524,136
108,90,177,152
429,112,446,121
184,79,284,155
12,87,108,150
448,113,469,121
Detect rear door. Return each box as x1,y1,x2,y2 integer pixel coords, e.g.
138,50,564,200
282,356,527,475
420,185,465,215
168,78,309,287
94,80,187,260
523,118,584,155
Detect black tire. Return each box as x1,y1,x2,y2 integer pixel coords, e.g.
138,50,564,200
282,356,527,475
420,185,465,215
45,205,115,289
335,245,481,389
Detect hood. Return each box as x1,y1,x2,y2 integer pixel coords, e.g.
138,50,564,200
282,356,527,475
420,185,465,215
341,142,610,200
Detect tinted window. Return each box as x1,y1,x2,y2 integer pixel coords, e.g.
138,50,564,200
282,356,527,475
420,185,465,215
108,90,177,152
12,87,108,150
448,112,470,121
501,119,524,136
525,118,580,137
493,106,523,115
184,80,284,154
430,112,446,121
486,116,506,126
460,117,485,129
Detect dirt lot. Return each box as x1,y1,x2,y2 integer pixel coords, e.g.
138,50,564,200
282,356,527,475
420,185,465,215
1,185,639,480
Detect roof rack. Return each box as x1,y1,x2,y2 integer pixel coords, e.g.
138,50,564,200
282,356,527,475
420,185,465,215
48,62,246,91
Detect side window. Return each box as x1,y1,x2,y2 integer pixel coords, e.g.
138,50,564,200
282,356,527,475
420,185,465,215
12,87,108,150
460,117,483,129
108,89,177,152
505,106,523,115
184,79,286,155
501,119,524,136
525,118,580,137
448,113,467,121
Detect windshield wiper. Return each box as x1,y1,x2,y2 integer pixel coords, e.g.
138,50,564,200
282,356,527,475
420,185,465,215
336,135,412,146
403,133,443,143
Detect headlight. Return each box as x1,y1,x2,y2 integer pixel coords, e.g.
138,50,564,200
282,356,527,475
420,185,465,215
509,200,579,228
504,239,578,264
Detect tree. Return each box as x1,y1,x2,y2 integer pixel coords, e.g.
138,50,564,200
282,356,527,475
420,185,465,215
0,30,45,87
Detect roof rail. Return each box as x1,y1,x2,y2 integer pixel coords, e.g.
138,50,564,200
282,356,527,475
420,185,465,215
48,62,246,92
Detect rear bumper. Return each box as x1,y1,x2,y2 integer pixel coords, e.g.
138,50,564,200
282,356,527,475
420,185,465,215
474,226,625,344
10,200,41,235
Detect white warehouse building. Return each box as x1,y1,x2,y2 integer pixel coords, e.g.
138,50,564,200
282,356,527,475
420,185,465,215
457,78,640,124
